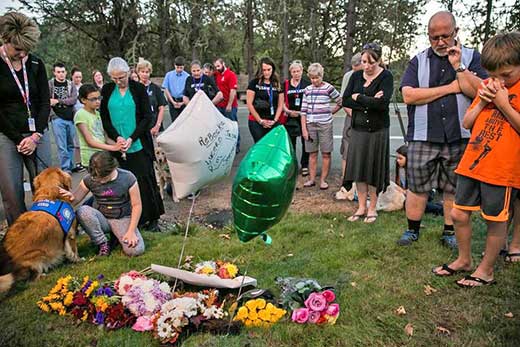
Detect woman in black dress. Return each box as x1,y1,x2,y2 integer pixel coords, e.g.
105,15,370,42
99,57,164,232
343,43,393,224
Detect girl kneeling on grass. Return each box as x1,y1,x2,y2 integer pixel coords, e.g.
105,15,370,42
61,151,145,257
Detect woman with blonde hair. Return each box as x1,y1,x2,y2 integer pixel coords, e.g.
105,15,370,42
0,12,51,225
136,58,167,136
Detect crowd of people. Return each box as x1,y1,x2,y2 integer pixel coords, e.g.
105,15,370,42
1,10,520,288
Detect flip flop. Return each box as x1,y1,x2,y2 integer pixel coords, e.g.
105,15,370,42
303,180,316,187
456,275,496,288
505,252,520,263
432,263,470,277
364,214,378,223
347,214,365,222
320,182,329,190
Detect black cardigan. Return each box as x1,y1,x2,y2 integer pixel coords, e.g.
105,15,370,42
342,69,393,132
0,53,50,144
100,79,155,160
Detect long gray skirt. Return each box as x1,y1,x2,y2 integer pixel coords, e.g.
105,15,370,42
343,127,390,194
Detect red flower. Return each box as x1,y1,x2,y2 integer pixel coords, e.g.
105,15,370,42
72,292,88,306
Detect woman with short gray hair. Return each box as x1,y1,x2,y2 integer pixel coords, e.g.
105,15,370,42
99,57,164,232
0,12,51,225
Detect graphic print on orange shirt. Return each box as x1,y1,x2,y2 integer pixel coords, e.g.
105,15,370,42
456,82,520,188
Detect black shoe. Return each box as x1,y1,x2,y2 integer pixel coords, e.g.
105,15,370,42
72,163,86,173
146,220,161,232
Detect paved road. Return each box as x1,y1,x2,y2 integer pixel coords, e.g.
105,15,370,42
0,104,409,222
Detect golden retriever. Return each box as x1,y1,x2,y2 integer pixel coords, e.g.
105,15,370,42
0,168,81,293
154,146,179,202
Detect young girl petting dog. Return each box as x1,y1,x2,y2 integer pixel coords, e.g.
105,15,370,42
60,151,145,257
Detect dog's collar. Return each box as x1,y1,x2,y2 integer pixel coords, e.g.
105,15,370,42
30,200,75,235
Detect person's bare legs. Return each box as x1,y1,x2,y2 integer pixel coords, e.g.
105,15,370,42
306,151,318,185
320,152,331,188
507,199,520,262
348,182,367,221
433,208,473,275
364,185,378,223
341,159,346,181
457,221,507,286
406,190,429,220
443,192,455,225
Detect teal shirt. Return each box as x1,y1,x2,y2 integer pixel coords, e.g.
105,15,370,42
108,88,143,153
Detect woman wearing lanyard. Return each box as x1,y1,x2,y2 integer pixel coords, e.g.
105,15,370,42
183,60,222,105
100,57,165,232
282,60,311,176
246,57,284,143
136,58,167,136
0,12,50,226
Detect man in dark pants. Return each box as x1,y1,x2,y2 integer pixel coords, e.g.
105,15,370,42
162,56,189,123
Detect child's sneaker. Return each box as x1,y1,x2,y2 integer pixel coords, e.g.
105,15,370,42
98,242,111,256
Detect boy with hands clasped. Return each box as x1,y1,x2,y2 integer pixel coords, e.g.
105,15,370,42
432,32,520,287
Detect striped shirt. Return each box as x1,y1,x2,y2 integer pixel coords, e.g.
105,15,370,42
300,82,341,124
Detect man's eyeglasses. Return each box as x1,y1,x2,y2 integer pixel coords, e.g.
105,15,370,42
86,96,103,102
429,29,456,42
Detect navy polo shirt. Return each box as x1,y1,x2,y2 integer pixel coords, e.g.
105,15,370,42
400,47,487,143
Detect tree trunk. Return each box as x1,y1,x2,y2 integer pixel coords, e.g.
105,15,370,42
244,0,255,78
158,0,173,73
483,0,493,42
309,1,318,62
343,0,357,73
282,0,289,81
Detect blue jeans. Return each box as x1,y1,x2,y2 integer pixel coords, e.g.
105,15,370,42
218,107,240,149
51,117,76,172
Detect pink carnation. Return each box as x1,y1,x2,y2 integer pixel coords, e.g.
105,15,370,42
326,303,340,317
291,308,309,323
321,290,336,303
304,292,327,312
308,310,321,324
132,316,154,331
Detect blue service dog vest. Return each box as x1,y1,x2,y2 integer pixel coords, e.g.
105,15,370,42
30,200,75,234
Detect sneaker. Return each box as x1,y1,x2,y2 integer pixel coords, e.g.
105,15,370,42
98,242,111,256
397,230,419,246
301,168,309,177
146,219,162,232
187,190,201,200
335,187,349,200
441,232,457,249
72,163,86,173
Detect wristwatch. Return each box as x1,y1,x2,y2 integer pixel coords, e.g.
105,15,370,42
455,63,466,73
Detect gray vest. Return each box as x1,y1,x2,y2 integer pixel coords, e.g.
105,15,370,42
414,47,474,141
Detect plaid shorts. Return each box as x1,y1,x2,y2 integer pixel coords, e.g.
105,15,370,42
407,140,467,194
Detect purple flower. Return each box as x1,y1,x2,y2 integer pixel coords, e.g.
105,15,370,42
95,287,105,296
104,287,114,297
97,274,105,280
95,311,105,325
81,280,93,293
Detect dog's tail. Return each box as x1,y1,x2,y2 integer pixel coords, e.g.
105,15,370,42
0,243,16,293
0,273,14,293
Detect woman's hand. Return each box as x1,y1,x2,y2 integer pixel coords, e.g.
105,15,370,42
17,135,38,155
374,90,384,98
351,93,360,101
302,128,309,141
123,138,133,151
150,124,161,136
122,231,139,248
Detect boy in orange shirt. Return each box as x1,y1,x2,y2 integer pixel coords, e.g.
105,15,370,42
432,32,520,287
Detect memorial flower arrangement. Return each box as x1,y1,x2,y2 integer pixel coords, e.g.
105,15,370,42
193,260,239,279
276,277,340,325
233,298,286,327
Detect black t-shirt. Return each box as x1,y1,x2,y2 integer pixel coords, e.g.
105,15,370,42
145,82,167,117
184,75,219,100
52,80,74,120
283,78,311,134
247,78,284,120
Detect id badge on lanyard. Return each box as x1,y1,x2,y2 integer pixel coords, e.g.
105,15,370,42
1,46,33,129
268,84,274,116
295,97,301,107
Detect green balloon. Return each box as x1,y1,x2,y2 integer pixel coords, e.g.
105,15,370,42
232,125,298,243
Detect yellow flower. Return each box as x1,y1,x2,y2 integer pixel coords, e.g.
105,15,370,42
63,292,74,306
85,280,99,297
248,310,258,321
265,303,275,312
258,309,271,321
255,299,266,310
81,276,90,288
49,302,64,312
325,314,339,325
234,306,249,321
224,264,239,278
244,319,254,327
200,266,215,275
58,308,67,316
94,297,109,312
245,300,257,311
37,301,50,312
81,310,88,321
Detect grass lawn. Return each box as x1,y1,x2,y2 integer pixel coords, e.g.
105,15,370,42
1,211,519,347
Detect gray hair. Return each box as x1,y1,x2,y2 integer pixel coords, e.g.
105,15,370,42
107,57,130,74
351,53,362,66
289,60,304,72
307,63,323,77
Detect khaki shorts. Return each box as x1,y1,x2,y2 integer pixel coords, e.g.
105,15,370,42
305,122,333,153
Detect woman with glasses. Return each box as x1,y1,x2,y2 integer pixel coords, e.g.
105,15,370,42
0,12,51,226
342,43,393,224
74,84,124,167
99,57,164,232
